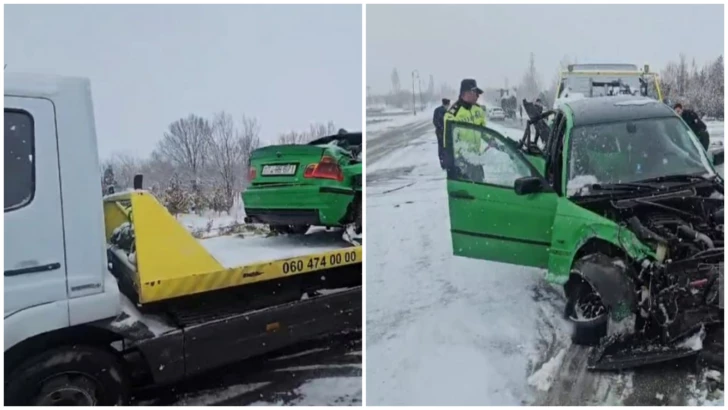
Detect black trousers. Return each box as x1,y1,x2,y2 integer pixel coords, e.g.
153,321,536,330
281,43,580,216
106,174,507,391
436,129,445,168
696,130,710,150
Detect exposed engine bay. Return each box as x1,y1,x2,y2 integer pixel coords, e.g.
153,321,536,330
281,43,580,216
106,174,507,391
574,184,724,370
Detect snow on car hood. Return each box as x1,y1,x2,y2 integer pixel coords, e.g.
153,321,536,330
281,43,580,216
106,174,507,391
567,175,599,196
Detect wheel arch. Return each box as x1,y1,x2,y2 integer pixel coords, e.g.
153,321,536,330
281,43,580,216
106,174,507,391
565,238,638,313
5,324,125,378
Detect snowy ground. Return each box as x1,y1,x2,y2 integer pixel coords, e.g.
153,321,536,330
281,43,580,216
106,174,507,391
365,118,724,406
366,104,436,139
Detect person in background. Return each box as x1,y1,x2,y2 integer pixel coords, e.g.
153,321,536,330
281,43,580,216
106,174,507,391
673,103,710,150
519,102,524,125
433,98,450,169
534,98,545,114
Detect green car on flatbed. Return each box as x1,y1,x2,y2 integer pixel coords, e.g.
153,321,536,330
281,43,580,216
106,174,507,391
443,96,724,371
243,132,362,235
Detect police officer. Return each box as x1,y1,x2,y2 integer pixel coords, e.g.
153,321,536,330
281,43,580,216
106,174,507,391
433,98,451,169
443,79,486,179
444,79,486,128
673,103,710,150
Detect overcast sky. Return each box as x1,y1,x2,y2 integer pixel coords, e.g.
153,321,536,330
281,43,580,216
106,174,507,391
5,5,362,158
367,4,723,94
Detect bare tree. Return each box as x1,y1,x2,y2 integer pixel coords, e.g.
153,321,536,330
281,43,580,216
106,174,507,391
277,121,337,145
391,68,401,93
519,52,542,101
157,114,211,178
238,115,261,178
102,152,142,189
208,111,244,212
677,53,688,96
277,130,308,145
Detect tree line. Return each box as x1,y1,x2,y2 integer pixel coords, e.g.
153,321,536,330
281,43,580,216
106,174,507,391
524,53,723,119
101,112,337,215
660,54,724,119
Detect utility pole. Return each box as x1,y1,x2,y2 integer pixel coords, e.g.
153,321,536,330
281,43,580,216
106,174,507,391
418,79,423,111
412,69,420,115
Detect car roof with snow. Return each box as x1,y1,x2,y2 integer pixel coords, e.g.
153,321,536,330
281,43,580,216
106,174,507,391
563,95,675,127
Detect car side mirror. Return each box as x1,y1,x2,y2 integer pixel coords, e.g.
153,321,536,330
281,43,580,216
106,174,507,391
514,176,543,195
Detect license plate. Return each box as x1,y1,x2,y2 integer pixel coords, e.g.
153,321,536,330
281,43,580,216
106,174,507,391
262,164,297,176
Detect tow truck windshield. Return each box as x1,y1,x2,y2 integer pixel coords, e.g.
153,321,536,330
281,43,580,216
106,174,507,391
567,116,715,196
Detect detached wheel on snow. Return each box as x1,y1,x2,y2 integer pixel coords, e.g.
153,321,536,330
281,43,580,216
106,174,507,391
5,345,129,406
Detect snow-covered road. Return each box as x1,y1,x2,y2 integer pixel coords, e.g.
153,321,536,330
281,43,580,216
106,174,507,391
365,119,724,406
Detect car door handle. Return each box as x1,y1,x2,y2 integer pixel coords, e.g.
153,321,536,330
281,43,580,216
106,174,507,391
449,190,475,200
5,262,62,277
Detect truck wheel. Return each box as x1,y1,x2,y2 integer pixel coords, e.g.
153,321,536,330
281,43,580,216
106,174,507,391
565,259,610,346
5,345,129,406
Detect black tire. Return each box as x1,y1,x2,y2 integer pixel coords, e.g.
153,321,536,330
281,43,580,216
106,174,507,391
289,225,310,235
565,258,611,346
269,224,310,235
268,224,285,234
5,345,129,406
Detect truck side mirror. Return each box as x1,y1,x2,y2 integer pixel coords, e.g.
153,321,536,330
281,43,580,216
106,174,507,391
514,176,544,195
133,174,144,190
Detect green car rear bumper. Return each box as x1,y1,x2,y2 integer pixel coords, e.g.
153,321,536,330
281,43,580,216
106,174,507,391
243,185,356,226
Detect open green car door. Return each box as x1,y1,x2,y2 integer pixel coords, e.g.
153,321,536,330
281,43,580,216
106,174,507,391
443,122,558,268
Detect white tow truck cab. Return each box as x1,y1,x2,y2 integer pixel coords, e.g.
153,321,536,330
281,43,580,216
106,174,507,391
4,73,362,405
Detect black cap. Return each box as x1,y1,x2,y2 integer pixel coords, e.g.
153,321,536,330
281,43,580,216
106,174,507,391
460,79,483,94
442,98,451,105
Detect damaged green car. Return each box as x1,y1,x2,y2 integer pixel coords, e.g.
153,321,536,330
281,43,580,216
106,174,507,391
443,96,724,371
243,132,362,235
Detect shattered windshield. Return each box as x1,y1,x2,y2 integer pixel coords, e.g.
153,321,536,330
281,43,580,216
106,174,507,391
567,116,714,196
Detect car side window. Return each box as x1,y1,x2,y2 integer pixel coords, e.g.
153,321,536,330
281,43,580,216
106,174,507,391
449,123,533,187
5,110,35,211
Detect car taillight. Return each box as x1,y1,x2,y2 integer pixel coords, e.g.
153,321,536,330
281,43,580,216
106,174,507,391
304,156,343,181
248,166,257,181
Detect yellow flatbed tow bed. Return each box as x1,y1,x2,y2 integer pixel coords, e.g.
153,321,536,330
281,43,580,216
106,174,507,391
103,190,362,304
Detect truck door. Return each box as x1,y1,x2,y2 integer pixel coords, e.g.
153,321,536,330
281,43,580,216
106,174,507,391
5,97,68,317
